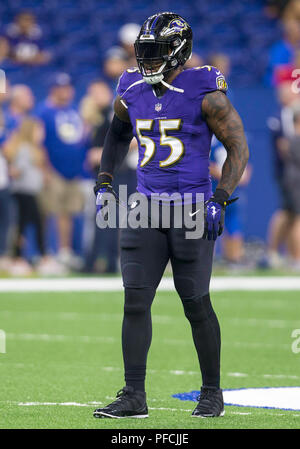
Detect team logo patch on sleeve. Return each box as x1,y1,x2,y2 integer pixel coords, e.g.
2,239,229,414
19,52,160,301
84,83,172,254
216,75,228,91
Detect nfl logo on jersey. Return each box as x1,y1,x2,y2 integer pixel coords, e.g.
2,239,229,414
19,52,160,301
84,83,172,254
155,103,162,112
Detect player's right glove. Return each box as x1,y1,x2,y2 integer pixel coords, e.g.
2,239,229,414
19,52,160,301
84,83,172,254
202,188,238,241
94,174,119,221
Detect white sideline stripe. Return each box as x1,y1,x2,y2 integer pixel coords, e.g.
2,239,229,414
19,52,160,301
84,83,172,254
6,401,300,417
1,276,300,292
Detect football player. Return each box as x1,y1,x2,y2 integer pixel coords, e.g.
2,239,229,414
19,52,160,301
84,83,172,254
93,12,249,419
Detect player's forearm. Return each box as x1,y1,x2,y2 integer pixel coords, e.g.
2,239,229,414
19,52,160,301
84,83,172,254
97,114,133,180
217,137,249,195
202,91,249,196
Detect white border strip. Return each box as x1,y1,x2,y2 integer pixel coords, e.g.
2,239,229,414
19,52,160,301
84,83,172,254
0,277,300,292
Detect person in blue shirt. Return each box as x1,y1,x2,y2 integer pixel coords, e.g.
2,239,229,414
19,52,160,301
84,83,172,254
37,73,88,268
265,17,300,85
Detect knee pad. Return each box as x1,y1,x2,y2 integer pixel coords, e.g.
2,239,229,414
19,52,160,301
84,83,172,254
124,287,155,315
182,294,213,324
122,262,145,288
174,275,198,301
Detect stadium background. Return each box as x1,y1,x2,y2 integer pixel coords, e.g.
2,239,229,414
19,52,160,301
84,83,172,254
1,0,300,432
0,0,295,261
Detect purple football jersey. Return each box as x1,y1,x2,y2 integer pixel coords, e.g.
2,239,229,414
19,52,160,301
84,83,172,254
117,66,228,202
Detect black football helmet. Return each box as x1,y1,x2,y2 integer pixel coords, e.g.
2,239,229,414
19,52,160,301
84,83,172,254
134,12,193,85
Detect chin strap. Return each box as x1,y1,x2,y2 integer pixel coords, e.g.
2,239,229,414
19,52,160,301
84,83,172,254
125,74,185,94
161,79,184,93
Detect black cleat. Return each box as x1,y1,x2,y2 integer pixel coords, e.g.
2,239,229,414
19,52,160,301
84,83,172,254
93,386,148,419
192,387,225,418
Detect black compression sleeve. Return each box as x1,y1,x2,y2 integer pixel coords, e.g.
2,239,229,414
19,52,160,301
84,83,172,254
98,114,133,179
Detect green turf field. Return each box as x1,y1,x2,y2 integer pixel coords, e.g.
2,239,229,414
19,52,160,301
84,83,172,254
1,287,300,429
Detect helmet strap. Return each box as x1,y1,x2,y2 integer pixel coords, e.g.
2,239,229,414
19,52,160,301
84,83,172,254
161,79,184,93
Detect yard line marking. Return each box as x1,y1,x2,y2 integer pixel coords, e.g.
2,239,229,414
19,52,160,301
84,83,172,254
227,372,248,378
148,407,190,412
18,401,102,407
10,402,300,416
227,317,300,329
2,310,299,331
0,310,172,324
2,361,298,382
262,374,300,380
1,276,300,292
6,333,116,344
5,333,290,350
7,401,190,413
3,399,300,416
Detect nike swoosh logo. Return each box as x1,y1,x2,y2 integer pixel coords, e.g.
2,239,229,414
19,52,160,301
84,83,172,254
189,209,201,217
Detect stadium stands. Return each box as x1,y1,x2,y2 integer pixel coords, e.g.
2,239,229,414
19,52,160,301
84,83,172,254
0,0,282,95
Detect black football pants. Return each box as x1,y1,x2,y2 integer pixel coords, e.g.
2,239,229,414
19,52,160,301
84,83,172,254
120,221,221,392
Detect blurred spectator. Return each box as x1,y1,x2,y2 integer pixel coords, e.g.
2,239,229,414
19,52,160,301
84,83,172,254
119,23,140,66
0,36,16,71
5,84,35,134
209,53,231,78
104,23,140,86
3,118,59,275
0,82,33,272
184,52,203,69
273,50,300,87
37,73,87,270
210,137,252,265
5,11,51,66
0,137,10,271
80,78,138,273
266,16,300,85
266,69,300,267
208,53,234,102
282,0,300,21
80,79,119,273
0,152,10,271
0,36,10,62
79,79,114,270
0,78,9,142
104,47,128,86
265,0,292,19
0,79,11,272
80,79,113,158
281,104,300,269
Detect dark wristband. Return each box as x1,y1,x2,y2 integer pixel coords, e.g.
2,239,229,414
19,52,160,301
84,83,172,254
94,173,113,196
98,173,113,184
211,188,230,204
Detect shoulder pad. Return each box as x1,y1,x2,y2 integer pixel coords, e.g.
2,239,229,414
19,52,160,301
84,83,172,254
183,66,228,99
116,68,143,98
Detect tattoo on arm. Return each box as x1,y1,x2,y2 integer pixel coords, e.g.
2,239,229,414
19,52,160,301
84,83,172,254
202,90,249,196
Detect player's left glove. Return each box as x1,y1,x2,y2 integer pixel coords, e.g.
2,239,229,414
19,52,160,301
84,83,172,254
202,188,238,241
